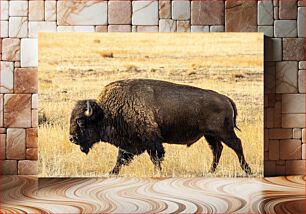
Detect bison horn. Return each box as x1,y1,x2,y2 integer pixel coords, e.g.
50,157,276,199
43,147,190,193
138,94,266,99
84,100,93,117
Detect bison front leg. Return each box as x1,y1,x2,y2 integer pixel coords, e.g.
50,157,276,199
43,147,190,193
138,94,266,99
109,148,134,175
147,143,165,174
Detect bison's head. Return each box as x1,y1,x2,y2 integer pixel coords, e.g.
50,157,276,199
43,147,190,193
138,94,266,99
69,99,103,154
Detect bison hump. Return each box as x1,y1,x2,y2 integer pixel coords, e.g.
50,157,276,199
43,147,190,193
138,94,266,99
98,82,162,144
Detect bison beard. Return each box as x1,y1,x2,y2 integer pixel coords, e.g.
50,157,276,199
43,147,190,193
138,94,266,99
69,79,252,175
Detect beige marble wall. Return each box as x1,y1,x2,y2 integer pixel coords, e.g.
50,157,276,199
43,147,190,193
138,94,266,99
0,0,305,176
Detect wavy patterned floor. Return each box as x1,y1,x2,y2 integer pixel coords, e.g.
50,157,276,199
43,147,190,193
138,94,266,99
0,176,305,213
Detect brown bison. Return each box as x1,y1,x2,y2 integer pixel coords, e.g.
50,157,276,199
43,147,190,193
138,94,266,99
69,79,252,175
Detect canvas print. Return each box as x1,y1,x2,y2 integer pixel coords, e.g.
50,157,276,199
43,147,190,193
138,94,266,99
39,33,263,177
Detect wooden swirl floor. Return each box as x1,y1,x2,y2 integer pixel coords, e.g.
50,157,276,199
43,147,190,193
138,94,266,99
0,176,305,213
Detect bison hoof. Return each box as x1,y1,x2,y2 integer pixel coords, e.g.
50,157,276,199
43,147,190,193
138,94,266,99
208,166,217,173
244,166,252,175
109,169,119,176
208,169,216,173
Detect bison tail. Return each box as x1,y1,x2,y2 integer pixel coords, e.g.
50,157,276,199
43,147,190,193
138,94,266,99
228,97,241,131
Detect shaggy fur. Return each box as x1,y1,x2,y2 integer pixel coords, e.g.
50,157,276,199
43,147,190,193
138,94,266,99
69,79,252,175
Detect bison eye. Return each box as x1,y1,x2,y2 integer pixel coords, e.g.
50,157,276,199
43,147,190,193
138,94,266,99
76,118,86,127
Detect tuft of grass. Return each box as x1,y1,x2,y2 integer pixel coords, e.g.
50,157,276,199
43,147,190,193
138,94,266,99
125,64,140,72
97,51,113,58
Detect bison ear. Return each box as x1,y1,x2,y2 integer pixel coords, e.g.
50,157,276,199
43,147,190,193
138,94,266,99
84,100,93,117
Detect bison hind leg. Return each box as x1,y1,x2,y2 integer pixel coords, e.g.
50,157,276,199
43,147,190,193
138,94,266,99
147,142,165,174
222,132,252,175
204,135,223,173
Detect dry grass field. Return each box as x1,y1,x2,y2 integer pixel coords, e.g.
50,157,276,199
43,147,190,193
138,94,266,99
38,33,263,177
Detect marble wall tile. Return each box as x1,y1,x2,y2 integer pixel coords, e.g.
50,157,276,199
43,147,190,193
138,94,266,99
4,94,31,128
26,128,38,148
18,160,38,175
26,148,38,160
0,94,5,130
274,20,297,37
14,61,21,68
210,25,225,32
45,1,57,21
269,128,293,139
274,7,279,20
108,1,131,24
132,1,158,25
279,139,302,160
225,0,257,32
159,1,171,19
276,61,298,93
258,26,274,37
0,134,5,159
132,25,136,32
20,38,38,67
29,21,57,38
172,1,190,21
298,0,305,6
273,0,279,6
191,26,209,32
6,128,26,159
57,26,95,32
1,1,9,21
282,114,305,128
29,1,45,21
9,1,28,17
108,25,131,32
275,162,286,175
57,1,107,25
177,21,190,32
0,61,14,93
283,38,305,61
297,7,305,37
0,160,17,175
258,0,274,25
9,17,28,38
299,61,306,69
298,70,305,93
302,129,306,143
0,95,3,128
14,68,38,94
279,0,297,19
302,144,306,159
2,38,20,61
1,21,9,37
32,94,38,109
274,98,282,128
136,26,159,32
293,128,302,139
95,26,108,32
282,94,305,114
285,160,305,175
32,109,38,128
159,19,176,32
192,0,224,25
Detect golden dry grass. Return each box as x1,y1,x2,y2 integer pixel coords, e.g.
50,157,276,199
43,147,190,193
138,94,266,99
38,33,263,177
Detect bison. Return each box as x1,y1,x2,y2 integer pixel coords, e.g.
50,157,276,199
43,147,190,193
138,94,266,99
69,79,252,175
